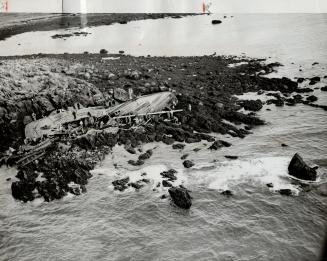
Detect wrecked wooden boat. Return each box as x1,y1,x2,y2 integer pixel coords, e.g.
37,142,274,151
25,91,179,140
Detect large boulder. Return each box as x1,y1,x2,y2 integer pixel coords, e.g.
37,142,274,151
168,187,192,209
183,160,194,168
288,153,317,181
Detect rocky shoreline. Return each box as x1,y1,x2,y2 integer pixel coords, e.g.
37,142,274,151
0,13,194,41
0,52,325,203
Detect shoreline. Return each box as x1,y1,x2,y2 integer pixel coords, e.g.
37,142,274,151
0,13,196,41
2,51,325,202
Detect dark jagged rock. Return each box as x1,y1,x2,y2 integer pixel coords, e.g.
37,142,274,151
267,98,284,107
100,49,108,54
209,140,232,150
129,182,143,190
212,20,222,24
239,99,263,111
125,146,136,154
162,136,175,145
183,160,194,168
128,159,145,166
309,76,320,85
162,180,173,187
321,86,327,91
221,190,233,196
297,78,305,83
181,154,189,160
138,149,153,161
112,177,130,191
306,95,318,102
288,153,317,181
172,143,185,150
279,189,292,196
160,169,177,181
295,88,313,93
168,187,192,209
224,155,238,160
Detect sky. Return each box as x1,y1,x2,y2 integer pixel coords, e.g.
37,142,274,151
2,0,327,13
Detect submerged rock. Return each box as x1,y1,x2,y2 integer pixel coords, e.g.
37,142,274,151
168,187,192,209
288,153,317,181
160,169,177,181
138,149,153,161
172,143,185,150
209,140,232,150
279,189,292,196
183,160,194,168
221,190,233,196
112,177,130,191
162,180,173,187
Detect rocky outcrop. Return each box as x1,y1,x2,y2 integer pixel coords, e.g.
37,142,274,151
11,151,94,202
183,160,194,168
209,140,232,150
168,186,192,209
288,153,317,181
239,99,263,111
160,169,177,181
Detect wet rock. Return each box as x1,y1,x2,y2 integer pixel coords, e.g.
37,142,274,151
162,136,175,145
160,169,177,181
321,86,327,91
239,99,263,111
11,180,36,202
281,143,288,147
138,149,153,161
221,190,233,196
297,78,305,83
309,76,320,85
119,50,125,54
112,177,130,191
162,180,173,187
100,49,108,54
129,182,143,190
306,95,318,102
172,143,185,150
279,189,292,196
125,146,136,154
193,148,201,152
160,194,168,199
295,88,313,93
209,140,232,150
128,159,144,166
267,98,284,107
212,20,222,24
183,160,194,168
181,154,189,160
266,183,274,188
6,177,11,181
168,187,192,209
224,155,238,160
288,153,317,181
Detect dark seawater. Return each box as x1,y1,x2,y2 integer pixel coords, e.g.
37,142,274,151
1,14,327,261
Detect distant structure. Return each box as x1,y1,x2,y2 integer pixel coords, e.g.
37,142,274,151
202,1,212,14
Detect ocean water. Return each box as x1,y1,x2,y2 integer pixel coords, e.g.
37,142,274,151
1,14,327,261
